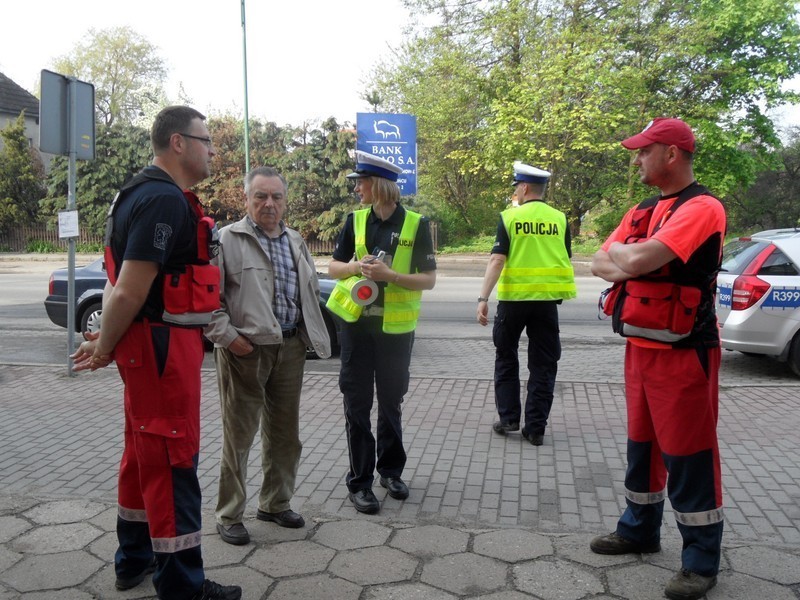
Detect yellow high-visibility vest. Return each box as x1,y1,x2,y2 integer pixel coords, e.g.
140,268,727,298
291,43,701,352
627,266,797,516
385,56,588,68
497,201,576,301
326,208,423,333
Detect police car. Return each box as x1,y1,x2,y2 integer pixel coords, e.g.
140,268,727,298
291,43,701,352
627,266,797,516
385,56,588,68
716,229,800,375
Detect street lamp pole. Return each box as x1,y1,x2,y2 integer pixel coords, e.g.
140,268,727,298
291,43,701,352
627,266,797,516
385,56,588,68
241,0,250,172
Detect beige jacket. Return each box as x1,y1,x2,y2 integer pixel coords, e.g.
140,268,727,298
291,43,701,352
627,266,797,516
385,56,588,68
204,217,331,358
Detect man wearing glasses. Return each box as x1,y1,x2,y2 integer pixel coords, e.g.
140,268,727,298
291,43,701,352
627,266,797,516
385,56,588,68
71,106,241,600
476,162,576,447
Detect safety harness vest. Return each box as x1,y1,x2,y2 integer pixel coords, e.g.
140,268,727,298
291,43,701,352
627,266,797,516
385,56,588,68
104,169,221,327
326,207,423,334
497,201,576,301
601,182,722,347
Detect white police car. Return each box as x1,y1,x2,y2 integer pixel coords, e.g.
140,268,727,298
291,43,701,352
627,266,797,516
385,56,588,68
716,228,800,375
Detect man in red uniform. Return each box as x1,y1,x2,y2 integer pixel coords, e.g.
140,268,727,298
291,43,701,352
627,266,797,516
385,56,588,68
590,118,725,600
72,106,241,600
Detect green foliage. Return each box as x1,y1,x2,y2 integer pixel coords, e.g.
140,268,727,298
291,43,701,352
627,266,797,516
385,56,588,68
438,235,495,254
25,240,62,253
377,0,800,240
76,241,104,253
41,123,151,234
52,26,166,127
0,112,46,234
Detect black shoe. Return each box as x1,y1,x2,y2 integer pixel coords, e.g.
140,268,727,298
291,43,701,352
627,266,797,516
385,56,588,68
492,421,520,435
115,556,156,590
522,429,544,446
589,532,661,555
190,578,242,600
379,476,410,500
348,488,380,514
664,569,717,600
256,509,305,528
216,522,250,545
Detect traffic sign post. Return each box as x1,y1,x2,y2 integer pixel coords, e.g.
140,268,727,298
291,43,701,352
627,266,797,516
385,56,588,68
40,69,95,376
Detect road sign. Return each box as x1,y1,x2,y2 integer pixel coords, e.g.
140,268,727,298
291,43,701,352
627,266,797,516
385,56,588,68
356,113,417,195
39,69,95,160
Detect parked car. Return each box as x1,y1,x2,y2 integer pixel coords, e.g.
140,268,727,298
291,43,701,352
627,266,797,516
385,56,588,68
44,257,105,334
45,258,341,358
716,228,800,375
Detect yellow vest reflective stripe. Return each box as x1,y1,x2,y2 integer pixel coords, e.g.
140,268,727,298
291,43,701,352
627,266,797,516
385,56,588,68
325,208,424,333
497,202,577,301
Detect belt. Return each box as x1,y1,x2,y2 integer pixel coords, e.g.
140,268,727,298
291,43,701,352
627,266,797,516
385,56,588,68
281,327,298,338
361,306,384,317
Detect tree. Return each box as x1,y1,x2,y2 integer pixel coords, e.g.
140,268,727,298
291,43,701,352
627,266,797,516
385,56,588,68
0,112,46,234
52,26,167,127
725,127,800,232
41,123,151,234
376,0,800,241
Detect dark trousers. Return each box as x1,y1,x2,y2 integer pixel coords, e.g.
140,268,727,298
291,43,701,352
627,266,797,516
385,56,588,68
493,300,561,435
339,317,414,492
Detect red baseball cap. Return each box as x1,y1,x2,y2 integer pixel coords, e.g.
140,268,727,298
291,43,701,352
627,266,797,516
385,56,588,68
621,118,696,153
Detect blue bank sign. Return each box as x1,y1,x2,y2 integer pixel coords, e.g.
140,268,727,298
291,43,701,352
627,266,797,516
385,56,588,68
356,113,417,196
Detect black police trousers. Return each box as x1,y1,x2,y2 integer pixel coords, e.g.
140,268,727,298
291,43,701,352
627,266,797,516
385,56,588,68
493,300,561,435
339,316,414,492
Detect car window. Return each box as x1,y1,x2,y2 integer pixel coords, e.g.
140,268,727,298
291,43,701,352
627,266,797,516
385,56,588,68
758,249,799,276
720,240,767,274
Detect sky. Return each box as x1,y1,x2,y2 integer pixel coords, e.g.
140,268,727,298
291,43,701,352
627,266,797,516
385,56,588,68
2,1,799,135
0,0,412,126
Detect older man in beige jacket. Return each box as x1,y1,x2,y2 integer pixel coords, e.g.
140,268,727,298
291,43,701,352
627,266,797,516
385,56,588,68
205,166,330,545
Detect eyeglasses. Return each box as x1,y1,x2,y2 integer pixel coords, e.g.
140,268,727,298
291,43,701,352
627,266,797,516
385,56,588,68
179,132,214,147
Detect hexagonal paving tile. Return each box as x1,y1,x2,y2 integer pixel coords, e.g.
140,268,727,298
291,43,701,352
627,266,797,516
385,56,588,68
389,525,469,557
269,573,361,600
313,520,391,550
11,523,103,554
329,546,417,585
606,563,673,599
0,550,104,592
365,582,458,599
200,531,254,568
247,540,335,577
0,546,22,574
705,572,797,600
474,529,553,562
0,515,32,543
727,545,800,585
421,553,507,596
23,500,106,525
514,559,604,600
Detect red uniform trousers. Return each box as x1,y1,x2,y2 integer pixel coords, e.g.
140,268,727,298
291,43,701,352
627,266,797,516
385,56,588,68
114,321,205,599
617,342,724,576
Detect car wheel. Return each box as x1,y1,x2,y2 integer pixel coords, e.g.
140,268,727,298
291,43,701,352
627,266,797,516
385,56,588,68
788,332,800,377
80,302,102,334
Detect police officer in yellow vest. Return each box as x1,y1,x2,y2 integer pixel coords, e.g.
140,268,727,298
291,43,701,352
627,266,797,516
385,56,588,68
328,151,437,515
477,162,576,446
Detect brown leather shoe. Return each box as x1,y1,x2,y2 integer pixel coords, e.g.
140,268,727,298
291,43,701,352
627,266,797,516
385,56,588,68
256,509,305,528
589,532,661,555
664,569,717,600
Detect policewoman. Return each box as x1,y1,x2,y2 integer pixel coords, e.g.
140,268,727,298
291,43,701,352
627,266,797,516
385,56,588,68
477,162,576,446
328,151,437,514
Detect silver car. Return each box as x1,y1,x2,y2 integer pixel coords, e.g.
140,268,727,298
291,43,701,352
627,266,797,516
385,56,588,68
716,228,800,375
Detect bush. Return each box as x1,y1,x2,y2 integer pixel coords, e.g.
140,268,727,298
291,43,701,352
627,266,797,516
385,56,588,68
76,241,104,253
25,240,63,253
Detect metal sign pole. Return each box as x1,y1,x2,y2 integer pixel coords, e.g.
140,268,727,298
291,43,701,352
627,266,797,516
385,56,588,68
241,0,250,173
66,78,78,376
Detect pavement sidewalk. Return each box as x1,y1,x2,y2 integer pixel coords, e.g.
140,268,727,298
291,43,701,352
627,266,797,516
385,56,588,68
0,358,799,599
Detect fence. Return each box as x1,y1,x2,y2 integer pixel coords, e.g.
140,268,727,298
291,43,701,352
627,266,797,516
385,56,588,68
0,221,438,254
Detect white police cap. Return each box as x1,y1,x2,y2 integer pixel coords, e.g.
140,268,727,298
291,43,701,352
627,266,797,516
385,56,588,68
347,150,403,182
512,161,551,185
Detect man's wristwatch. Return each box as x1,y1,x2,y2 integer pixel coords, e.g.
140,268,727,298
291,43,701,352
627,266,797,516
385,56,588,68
478,296,489,303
